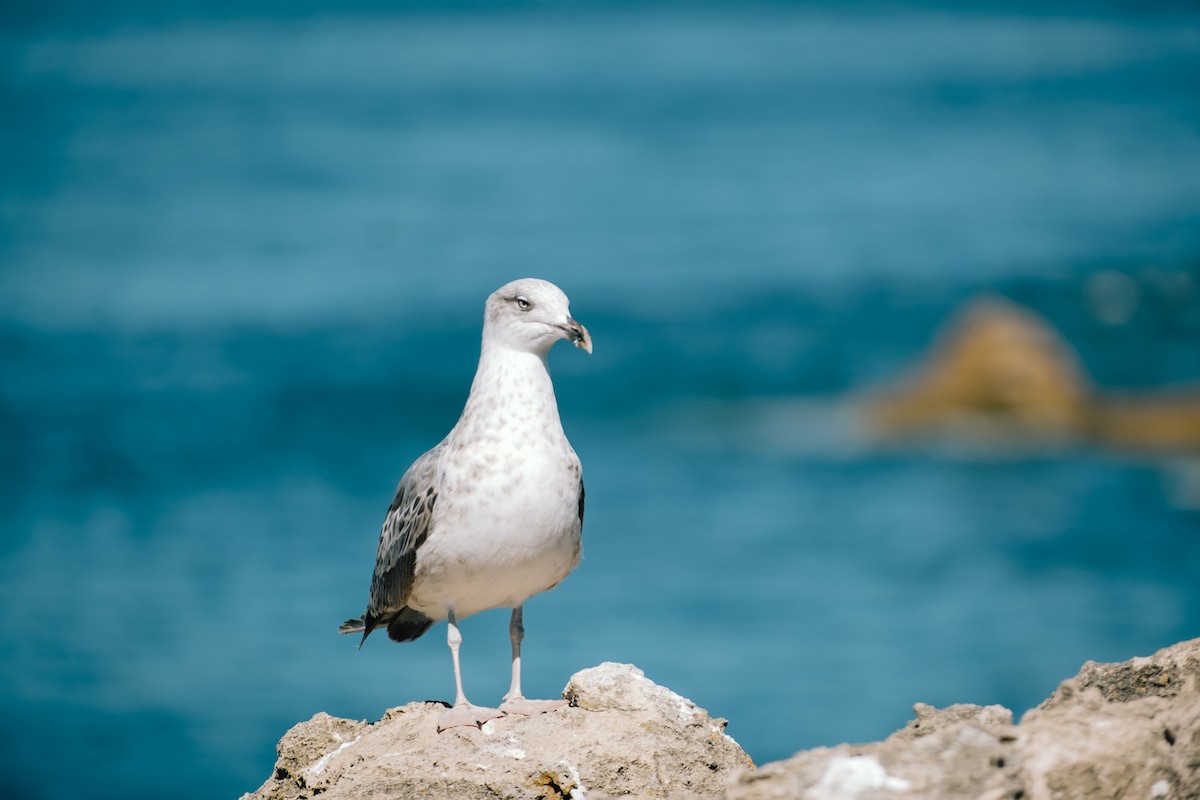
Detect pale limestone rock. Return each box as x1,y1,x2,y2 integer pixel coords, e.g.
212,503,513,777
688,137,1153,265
722,702,1020,800
720,638,1200,800
242,662,751,800
1018,641,1200,800
245,641,1200,800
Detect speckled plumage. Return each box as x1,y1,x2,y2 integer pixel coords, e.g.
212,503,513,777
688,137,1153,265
340,278,591,730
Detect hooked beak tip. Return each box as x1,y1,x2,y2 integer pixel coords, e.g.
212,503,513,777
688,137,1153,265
567,319,592,354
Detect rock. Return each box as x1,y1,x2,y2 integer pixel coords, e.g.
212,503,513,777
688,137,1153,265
1092,393,1200,452
719,637,1200,800
866,296,1091,443
721,703,1021,800
242,662,752,800
865,294,1200,453
246,642,1200,799
1018,641,1200,800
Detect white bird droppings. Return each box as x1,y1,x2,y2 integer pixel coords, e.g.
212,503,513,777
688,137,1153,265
808,755,911,800
558,760,588,799
308,736,361,775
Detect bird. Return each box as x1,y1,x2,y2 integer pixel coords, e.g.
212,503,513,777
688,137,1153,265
340,278,592,732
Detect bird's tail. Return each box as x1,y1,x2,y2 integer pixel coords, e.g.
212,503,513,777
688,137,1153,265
339,615,373,650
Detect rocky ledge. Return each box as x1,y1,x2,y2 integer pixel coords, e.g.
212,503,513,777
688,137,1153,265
245,638,1200,800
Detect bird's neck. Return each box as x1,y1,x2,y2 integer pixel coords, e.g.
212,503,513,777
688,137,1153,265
456,343,564,439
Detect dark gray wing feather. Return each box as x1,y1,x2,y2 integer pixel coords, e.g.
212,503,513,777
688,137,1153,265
366,442,444,624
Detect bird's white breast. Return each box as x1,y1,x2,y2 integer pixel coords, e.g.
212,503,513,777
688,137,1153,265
406,349,583,619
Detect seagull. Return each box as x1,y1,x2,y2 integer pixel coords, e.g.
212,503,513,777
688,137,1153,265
340,278,592,732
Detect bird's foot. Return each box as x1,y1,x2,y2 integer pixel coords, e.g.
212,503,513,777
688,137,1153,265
500,697,569,716
437,702,505,732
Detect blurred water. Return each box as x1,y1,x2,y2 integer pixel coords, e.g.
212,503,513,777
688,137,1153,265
2,3,1199,799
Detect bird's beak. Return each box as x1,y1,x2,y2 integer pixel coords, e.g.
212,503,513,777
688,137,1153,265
564,318,592,354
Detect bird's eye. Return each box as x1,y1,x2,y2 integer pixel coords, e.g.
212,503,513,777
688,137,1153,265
515,296,532,311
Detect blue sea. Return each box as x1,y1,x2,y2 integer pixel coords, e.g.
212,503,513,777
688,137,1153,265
2,2,1199,798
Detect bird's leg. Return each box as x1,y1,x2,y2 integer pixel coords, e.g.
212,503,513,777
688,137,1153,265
447,611,470,708
499,605,568,716
503,605,525,702
501,605,526,704
437,609,503,732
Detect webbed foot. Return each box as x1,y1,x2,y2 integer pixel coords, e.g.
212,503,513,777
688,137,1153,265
437,703,505,732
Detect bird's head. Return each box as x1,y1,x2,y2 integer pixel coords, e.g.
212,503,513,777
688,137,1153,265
484,278,592,357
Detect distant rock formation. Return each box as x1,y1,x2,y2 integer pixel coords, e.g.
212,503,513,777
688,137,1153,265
1092,392,1200,452
866,295,1200,451
246,639,1200,800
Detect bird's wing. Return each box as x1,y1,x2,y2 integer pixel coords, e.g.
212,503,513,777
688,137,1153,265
367,442,444,618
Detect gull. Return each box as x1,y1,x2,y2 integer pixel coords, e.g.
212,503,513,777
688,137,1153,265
340,278,592,731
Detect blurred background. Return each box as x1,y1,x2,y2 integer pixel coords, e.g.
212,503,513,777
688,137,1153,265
2,0,1199,797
